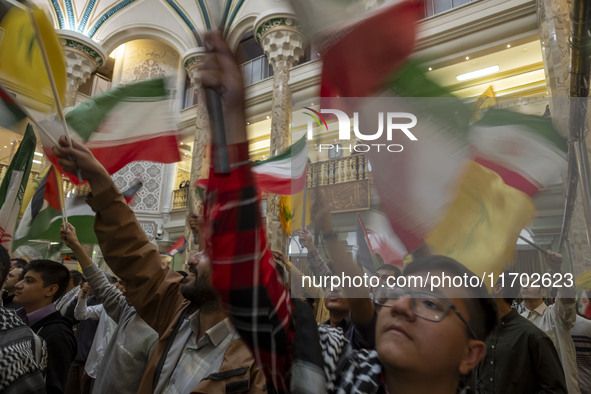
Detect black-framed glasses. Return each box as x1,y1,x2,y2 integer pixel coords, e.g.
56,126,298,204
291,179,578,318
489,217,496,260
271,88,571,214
372,286,478,339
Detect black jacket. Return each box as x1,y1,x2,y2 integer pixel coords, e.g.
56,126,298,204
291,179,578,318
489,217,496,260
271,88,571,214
30,311,76,394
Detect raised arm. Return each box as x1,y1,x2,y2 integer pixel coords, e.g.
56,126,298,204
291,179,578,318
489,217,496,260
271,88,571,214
61,223,131,323
311,197,375,327
74,282,103,321
298,227,334,278
53,138,188,337
546,251,576,329
200,31,294,391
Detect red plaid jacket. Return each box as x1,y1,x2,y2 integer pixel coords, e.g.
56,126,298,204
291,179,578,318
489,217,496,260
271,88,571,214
204,142,294,392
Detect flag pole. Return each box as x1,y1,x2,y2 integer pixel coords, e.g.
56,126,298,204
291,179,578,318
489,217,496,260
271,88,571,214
518,235,549,255
52,165,68,225
0,81,61,147
357,212,379,270
26,6,83,184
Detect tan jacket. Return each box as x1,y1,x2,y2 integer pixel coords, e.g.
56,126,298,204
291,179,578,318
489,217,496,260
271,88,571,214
88,185,266,393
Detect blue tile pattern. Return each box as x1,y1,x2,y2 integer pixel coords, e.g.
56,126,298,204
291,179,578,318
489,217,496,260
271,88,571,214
164,0,202,46
78,0,96,33
88,0,137,38
49,0,65,29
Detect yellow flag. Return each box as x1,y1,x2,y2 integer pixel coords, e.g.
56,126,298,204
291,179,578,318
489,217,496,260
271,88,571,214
20,166,51,217
576,270,591,290
471,85,497,124
426,161,535,287
0,6,66,111
279,191,312,234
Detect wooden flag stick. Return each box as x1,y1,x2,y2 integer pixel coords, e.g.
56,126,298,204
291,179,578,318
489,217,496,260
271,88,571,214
518,235,549,255
26,6,83,185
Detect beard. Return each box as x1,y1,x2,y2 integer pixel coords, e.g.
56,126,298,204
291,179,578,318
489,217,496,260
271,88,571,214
180,266,220,312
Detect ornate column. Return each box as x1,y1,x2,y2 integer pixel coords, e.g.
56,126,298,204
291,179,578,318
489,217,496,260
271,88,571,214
182,49,211,258
57,30,106,107
255,13,304,253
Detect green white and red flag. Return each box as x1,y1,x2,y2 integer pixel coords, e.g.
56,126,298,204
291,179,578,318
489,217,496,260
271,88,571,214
0,124,36,250
40,78,180,183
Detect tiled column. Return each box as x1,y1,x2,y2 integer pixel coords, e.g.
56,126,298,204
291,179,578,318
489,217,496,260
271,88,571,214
255,14,304,253
182,49,211,257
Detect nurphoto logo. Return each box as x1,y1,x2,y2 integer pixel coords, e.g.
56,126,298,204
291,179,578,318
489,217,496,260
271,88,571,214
304,107,418,153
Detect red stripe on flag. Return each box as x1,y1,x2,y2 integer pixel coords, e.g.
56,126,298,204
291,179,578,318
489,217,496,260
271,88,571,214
252,171,307,195
320,1,421,101
45,133,180,184
44,167,62,211
473,157,541,196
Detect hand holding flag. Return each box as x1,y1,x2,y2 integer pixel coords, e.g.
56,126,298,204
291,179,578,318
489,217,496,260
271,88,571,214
51,135,112,194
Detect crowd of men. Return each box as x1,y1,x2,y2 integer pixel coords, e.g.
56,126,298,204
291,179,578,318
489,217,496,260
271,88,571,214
1,30,591,394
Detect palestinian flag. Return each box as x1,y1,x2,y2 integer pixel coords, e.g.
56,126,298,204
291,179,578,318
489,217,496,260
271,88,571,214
0,83,26,130
0,124,36,250
13,167,97,250
470,109,567,196
252,136,308,195
167,236,187,256
40,78,180,183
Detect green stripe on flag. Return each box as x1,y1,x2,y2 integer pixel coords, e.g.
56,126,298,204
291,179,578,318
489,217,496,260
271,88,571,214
476,109,567,153
0,124,35,208
253,136,307,166
66,78,169,141
385,61,471,140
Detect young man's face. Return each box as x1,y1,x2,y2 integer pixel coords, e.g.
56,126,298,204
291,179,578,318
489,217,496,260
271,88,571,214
4,268,23,292
520,278,546,300
324,287,350,312
13,270,57,309
375,270,485,378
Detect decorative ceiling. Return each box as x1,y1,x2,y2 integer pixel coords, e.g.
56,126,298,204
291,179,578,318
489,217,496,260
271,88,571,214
34,0,249,48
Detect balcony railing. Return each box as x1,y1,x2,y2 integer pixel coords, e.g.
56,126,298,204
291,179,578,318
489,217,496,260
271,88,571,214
169,155,371,210
240,55,274,86
172,187,189,209
307,155,370,187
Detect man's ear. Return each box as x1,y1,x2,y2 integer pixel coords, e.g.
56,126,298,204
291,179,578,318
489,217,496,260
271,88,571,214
459,340,486,375
44,283,59,300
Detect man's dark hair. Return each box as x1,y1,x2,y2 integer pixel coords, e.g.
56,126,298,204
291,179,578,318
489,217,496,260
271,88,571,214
403,255,498,341
497,270,520,306
10,258,28,270
10,258,28,281
377,263,402,277
0,245,10,286
27,260,71,301
69,270,83,287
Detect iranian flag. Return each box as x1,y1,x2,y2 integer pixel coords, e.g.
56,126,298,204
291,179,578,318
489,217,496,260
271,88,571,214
364,63,538,281
252,136,308,195
365,62,472,252
13,167,97,250
470,109,567,196
195,137,308,196
40,78,180,183
290,0,421,101
0,124,36,250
